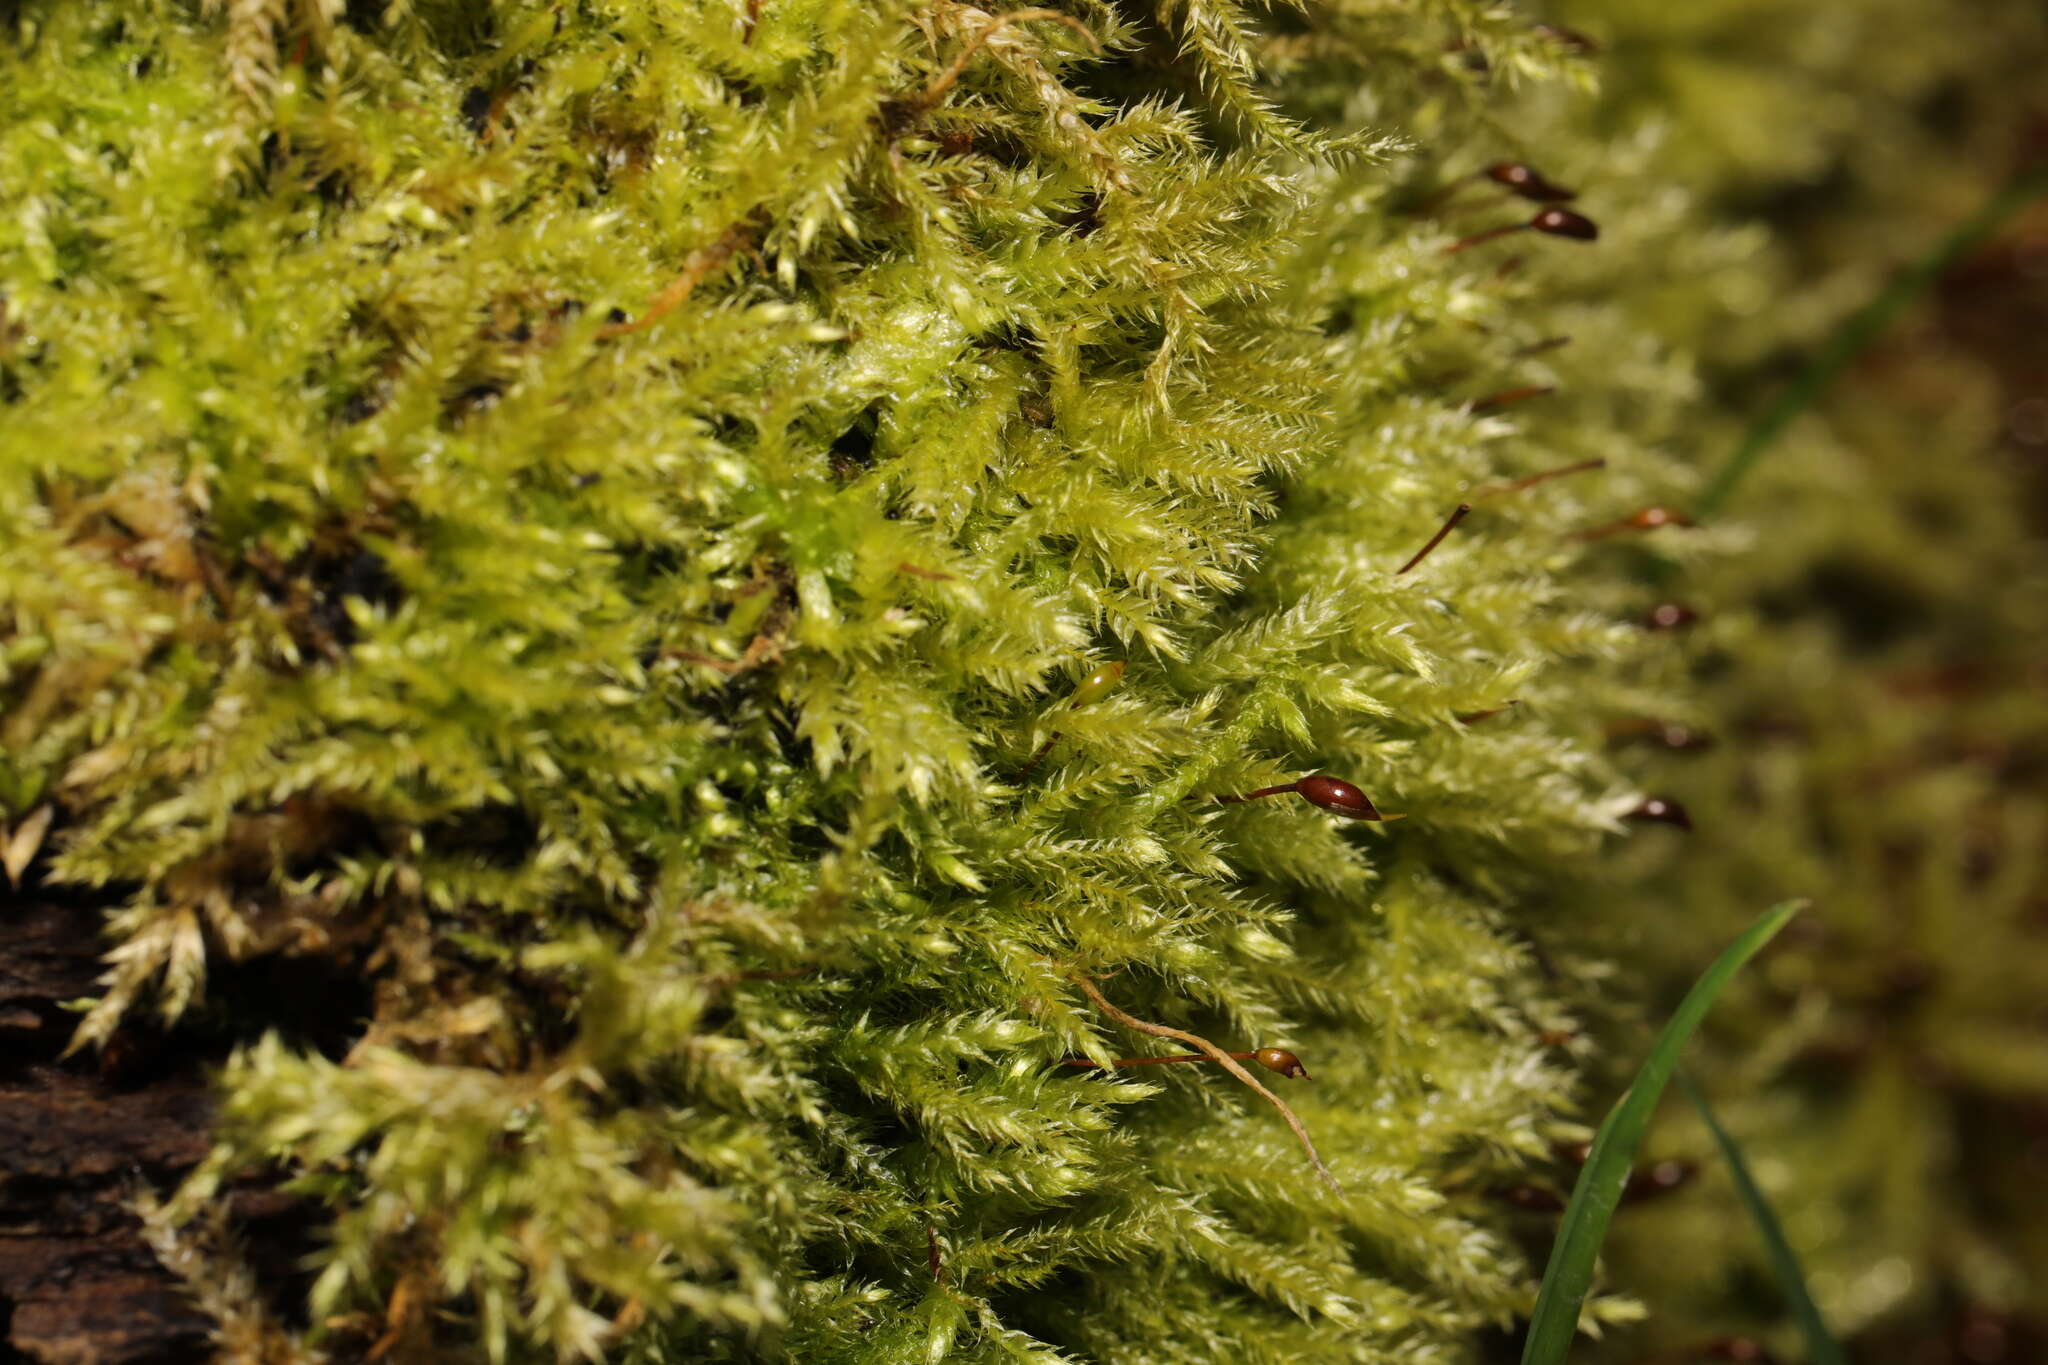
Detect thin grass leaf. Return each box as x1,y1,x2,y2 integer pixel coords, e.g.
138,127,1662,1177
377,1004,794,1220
1694,169,2047,520
1520,899,1809,1365
1680,1070,1847,1365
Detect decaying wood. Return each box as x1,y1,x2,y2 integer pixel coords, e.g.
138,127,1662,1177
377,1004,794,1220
0,900,214,1363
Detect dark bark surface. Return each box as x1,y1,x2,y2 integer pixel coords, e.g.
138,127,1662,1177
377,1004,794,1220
0,898,215,1365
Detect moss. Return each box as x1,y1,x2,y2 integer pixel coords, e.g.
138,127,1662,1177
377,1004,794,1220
4,1,2041,1362
1535,0,2048,1355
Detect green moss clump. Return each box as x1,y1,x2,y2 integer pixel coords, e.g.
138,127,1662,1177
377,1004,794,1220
7,1,2041,1362
0,4,1685,1359
1519,0,2048,1354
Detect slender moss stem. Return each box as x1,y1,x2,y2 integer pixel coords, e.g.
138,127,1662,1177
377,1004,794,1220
1071,975,1340,1194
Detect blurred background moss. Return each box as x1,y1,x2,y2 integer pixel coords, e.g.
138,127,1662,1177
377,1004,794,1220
1508,3,2048,1361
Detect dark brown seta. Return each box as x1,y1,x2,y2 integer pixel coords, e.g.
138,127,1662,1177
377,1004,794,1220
1466,384,1556,414
1396,503,1471,573
1070,975,1339,1192
1470,457,1606,500
1061,1047,1309,1079
1456,700,1519,724
1016,736,1060,781
1443,221,1528,255
1211,781,1306,806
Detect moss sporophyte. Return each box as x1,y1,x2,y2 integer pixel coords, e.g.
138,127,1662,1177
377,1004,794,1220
1059,1046,1311,1080
1446,206,1601,254
11,0,2036,1358
1485,162,1579,203
1207,775,1405,822
1017,660,1126,780
1396,504,1471,574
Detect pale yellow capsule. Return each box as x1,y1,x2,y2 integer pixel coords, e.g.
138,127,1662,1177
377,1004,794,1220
1069,660,1126,709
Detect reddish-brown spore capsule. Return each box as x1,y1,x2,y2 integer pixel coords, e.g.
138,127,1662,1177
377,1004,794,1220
1499,1185,1566,1212
1627,797,1693,831
1643,601,1700,631
1653,724,1713,751
1296,775,1401,822
1485,161,1538,190
1484,162,1576,203
1606,717,1715,751
1531,207,1598,241
1576,506,1695,541
1252,1047,1310,1080
1700,1339,1777,1365
1621,1158,1697,1203
1949,1314,2013,1365
1532,23,1600,54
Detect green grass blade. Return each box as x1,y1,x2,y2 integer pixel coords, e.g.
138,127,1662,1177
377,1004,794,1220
1680,1071,1847,1365
1694,169,2048,521
1519,899,1808,1365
